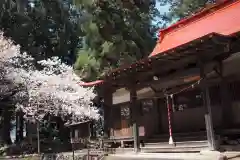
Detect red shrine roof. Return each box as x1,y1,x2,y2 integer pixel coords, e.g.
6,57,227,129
150,0,240,57
79,0,240,87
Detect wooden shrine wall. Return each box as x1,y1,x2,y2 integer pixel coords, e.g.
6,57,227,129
159,80,240,133
110,102,132,138
108,79,240,139
109,99,159,139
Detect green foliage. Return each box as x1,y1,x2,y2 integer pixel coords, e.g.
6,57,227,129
74,0,161,81
0,0,80,64
161,0,216,21
0,0,83,147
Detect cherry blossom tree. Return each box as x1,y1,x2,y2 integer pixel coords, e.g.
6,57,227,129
0,32,20,99
0,32,99,123
0,32,24,145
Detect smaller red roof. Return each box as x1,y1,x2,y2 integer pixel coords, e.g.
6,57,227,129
78,80,104,86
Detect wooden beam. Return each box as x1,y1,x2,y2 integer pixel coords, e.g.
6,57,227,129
133,66,198,91
137,60,219,93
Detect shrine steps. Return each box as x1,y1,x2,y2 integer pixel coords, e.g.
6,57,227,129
105,141,209,153
104,131,218,153
141,140,209,153
141,131,210,152
145,131,207,143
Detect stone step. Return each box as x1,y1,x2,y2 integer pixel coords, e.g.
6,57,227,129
143,140,208,148
146,135,207,143
104,144,209,154
151,131,207,139
141,140,209,153
104,152,223,160
141,145,209,153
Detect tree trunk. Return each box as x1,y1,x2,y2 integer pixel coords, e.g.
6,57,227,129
15,111,24,143
2,108,12,145
56,117,69,142
19,111,24,141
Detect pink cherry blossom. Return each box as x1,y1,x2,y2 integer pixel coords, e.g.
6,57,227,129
0,32,99,122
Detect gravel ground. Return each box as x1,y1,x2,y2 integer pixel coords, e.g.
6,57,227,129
3,151,239,160
104,152,227,160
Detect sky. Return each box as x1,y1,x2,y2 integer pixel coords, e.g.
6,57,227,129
155,2,179,27
156,1,170,13
153,2,172,27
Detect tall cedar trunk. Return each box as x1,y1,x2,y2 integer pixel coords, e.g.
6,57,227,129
2,108,12,145
15,111,19,143
56,117,69,142
15,111,24,143
19,111,24,141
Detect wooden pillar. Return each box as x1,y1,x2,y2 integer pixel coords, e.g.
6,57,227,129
200,65,216,150
103,87,112,138
153,97,161,133
219,62,232,128
170,94,175,144
103,105,109,138
156,95,166,133
130,87,140,153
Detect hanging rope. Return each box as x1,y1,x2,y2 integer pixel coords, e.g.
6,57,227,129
164,78,203,145
171,93,176,113
166,95,174,144
164,78,203,97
